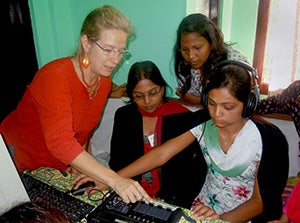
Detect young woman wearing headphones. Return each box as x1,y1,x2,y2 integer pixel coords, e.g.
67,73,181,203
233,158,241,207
118,60,289,223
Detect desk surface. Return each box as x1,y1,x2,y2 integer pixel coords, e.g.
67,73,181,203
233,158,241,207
27,167,228,223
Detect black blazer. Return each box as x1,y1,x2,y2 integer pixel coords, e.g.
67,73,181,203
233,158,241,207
158,110,209,208
109,103,210,208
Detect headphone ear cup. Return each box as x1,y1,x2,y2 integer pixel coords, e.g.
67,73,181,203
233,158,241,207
243,92,258,118
201,92,208,108
201,87,208,108
204,60,260,115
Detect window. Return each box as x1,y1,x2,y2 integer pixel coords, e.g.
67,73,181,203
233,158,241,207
186,0,219,25
253,0,300,95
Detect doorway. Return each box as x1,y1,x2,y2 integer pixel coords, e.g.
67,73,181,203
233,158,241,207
0,0,38,122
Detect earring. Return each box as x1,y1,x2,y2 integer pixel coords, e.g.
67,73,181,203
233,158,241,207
82,55,90,68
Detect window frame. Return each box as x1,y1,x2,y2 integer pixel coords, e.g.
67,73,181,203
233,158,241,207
252,0,271,95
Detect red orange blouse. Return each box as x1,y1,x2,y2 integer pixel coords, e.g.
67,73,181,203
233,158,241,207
0,57,111,171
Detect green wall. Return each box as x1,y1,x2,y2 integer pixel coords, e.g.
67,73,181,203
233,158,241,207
28,0,186,97
220,0,259,63
28,0,259,98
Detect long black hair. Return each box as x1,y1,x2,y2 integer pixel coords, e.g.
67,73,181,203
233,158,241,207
173,13,229,95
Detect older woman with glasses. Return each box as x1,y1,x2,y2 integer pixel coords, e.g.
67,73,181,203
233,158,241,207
0,5,152,204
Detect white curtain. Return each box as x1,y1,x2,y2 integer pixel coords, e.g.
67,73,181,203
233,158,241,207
263,0,300,92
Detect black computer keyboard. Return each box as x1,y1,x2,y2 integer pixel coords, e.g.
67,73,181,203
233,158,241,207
20,173,95,223
87,192,183,223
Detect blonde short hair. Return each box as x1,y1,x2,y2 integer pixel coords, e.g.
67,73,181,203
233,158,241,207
76,5,134,57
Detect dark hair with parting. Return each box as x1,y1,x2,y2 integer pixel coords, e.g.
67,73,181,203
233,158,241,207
126,60,167,102
201,60,259,117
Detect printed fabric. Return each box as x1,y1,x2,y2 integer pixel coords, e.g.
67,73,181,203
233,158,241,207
256,80,300,154
190,119,262,214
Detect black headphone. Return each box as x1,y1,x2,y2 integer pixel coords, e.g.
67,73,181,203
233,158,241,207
201,60,259,118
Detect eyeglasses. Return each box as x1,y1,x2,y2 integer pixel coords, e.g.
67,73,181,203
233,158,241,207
132,87,162,101
90,39,131,59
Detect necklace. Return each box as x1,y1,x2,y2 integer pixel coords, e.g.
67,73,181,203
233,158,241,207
87,80,100,99
78,58,100,99
219,128,239,146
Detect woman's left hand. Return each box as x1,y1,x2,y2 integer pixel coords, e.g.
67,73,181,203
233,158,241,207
191,203,221,221
71,173,108,195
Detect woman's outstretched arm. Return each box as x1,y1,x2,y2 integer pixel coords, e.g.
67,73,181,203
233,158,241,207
118,131,195,178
